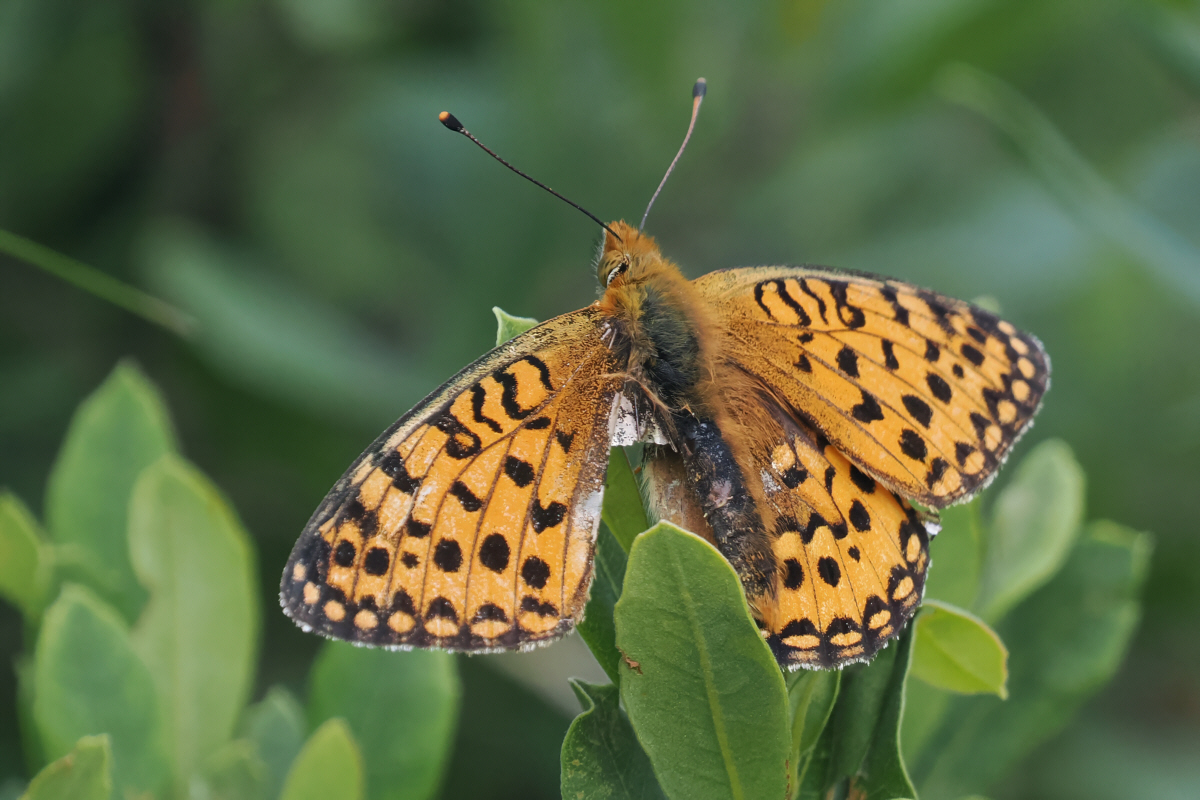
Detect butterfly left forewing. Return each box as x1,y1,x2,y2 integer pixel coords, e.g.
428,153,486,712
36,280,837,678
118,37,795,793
697,266,1049,508
281,307,621,651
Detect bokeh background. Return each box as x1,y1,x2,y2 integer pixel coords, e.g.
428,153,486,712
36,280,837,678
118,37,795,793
3,0,1200,797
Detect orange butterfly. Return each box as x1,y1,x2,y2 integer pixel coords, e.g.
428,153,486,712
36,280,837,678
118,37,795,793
281,81,1048,669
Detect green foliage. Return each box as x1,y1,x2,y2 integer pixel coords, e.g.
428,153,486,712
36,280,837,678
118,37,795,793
308,645,460,800
19,735,111,800
280,720,365,800
615,523,790,800
0,333,1153,800
3,364,463,800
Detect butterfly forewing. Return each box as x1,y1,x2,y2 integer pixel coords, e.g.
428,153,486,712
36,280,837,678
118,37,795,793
698,267,1050,508
281,308,621,651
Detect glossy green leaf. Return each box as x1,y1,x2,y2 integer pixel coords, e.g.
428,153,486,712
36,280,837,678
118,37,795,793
923,501,983,610
43,362,175,620
20,734,111,800
128,454,260,793
309,644,460,800
281,719,364,800
851,629,917,800
0,491,49,620
243,687,306,800
32,584,168,796
615,522,789,800
576,523,629,684
493,306,539,345
912,600,1008,698
786,670,840,799
601,448,649,554
913,521,1152,799
560,680,665,800
976,439,1085,621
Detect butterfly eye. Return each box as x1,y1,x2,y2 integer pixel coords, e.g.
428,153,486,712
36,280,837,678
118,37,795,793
606,260,630,286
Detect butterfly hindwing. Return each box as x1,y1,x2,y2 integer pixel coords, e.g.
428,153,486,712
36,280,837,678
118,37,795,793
745,405,932,668
281,307,621,651
697,267,1050,508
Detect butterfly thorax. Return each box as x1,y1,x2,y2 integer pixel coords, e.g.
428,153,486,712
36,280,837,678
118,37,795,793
595,221,719,416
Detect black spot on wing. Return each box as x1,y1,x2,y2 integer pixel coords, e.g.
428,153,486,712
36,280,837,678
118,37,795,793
334,540,356,568
837,346,859,378
363,548,390,576
817,557,841,587
479,533,510,572
848,464,876,493
902,395,933,427
504,456,535,487
852,391,885,423
849,500,871,532
471,384,502,433
783,559,804,589
449,481,483,512
926,373,952,403
433,539,463,572
521,556,551,589
899,429,927,461
881,339,899,370
531,499,567,533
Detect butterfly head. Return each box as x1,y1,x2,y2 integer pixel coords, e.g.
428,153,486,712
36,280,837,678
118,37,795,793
598,220,666,289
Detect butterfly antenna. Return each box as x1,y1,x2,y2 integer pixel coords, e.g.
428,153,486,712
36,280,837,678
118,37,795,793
639,78,706,232
438,111,621,242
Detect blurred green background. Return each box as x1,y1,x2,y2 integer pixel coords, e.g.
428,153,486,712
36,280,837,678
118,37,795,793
2,0,1199,797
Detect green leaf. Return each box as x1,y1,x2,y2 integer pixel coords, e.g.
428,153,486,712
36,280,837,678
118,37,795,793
280,719,364,800
32,584,168,796
20,734,112,800
615,522,789,800
309,644,460,800
128,454,260,794
912,600,1008,698
601,448,649,554
193,739,269,800
786,670,840,798
243,687,306,800
576,523,629,684
913,521,1152,798
826,632,904,787
493,306,539,345
560,680,666,800
923,501,983,609
976,439,1084,621
43,362,176,620
0,492,49,620
851,629,917,800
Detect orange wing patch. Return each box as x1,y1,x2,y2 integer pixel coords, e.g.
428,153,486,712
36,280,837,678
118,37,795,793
698,267,1050,508
745,407,933,669
281,308,620,651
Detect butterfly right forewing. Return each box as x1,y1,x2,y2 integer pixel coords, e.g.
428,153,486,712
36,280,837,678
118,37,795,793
697,267,1050,508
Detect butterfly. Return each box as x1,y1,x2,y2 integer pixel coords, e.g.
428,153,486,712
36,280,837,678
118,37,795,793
280,84,1049,670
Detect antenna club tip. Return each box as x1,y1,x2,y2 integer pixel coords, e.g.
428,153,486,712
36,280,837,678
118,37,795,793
693,78,707,98
438,111,464,132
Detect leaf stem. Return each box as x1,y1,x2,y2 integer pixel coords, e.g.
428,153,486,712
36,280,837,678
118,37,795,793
0,228,195,337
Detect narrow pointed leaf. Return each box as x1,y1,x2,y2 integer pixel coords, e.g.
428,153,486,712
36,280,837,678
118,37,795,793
576,525,629,684
786,670,840,798
493,306,539,345
616,522,790,800
601,448,649,554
